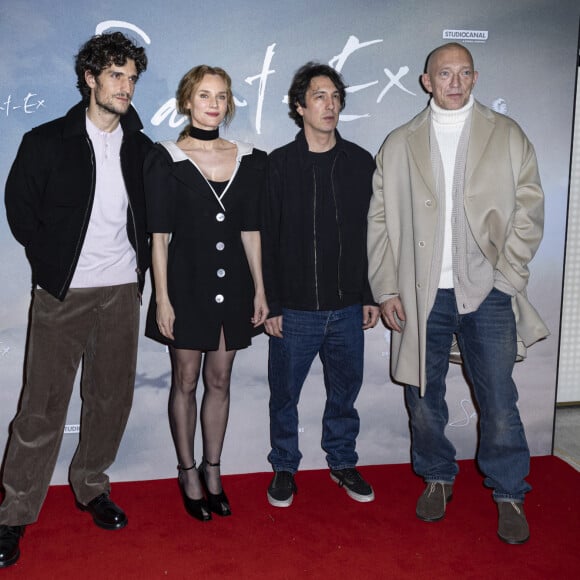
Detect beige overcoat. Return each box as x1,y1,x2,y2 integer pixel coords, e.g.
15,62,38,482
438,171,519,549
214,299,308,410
367,101,549,394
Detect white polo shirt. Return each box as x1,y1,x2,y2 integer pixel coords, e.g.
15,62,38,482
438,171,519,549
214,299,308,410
70,115,137,288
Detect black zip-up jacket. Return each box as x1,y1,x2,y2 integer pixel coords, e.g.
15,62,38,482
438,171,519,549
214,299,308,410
262,129,375,317
5,100,152,300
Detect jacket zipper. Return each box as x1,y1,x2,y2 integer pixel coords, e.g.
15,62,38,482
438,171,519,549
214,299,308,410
330,155,343,299
123,147,142,302
58,135,96,298
312,167,320,310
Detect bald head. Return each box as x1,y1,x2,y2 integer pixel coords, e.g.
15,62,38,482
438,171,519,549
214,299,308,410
421,43,478,110
425,42,474,75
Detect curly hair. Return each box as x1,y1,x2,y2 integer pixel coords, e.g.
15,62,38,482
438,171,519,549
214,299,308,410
75,32,147,99
287,62,347,128
175,65,236,140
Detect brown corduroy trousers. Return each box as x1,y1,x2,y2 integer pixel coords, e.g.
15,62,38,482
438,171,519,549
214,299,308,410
0,283,140,525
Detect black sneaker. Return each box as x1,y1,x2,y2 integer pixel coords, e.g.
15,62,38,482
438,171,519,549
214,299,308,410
0,525,25,569
267,471,296,507
330,468,375,502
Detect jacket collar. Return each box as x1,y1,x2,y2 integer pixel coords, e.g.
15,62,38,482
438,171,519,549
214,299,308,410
295,128,347,165
159,139,254,163
158,139,254,208
408,98,492,133
406,99,494,193
62,99,144,139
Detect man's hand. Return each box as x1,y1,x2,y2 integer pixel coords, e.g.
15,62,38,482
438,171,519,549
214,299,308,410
362,305,380,330
265,315,283,338
380,296,406,332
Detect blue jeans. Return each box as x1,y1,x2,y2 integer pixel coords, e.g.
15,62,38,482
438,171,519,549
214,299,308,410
405,288,531,502
268,305,364,473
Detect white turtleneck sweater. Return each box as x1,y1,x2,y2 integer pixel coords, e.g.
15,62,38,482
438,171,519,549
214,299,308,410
430,95,474,288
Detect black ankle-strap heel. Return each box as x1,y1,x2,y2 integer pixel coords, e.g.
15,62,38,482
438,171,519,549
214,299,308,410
177,462,212,522
199,458,232,517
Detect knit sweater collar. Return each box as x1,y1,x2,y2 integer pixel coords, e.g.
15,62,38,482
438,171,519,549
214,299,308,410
430,94,474,125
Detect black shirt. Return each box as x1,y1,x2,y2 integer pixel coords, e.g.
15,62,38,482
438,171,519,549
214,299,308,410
309,147,355,311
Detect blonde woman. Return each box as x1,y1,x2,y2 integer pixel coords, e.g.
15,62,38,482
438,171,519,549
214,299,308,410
145,66,268,521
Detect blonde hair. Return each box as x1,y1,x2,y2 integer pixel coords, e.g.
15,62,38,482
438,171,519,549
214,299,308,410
176,65,235,140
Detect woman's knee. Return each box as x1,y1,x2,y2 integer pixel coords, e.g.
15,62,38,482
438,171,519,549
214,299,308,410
173,365,201,390
204,369,232,393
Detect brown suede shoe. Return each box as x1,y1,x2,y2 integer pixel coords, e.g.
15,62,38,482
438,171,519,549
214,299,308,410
497,501,529,544
416,482,453,522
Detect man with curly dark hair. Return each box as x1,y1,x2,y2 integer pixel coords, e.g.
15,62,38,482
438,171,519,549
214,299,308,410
0,32,151,568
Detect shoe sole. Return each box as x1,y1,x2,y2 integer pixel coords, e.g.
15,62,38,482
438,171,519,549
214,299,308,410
267,491,294,508
92,517,128,531
416,494,453,522
497,531,530,545
329,473,375,503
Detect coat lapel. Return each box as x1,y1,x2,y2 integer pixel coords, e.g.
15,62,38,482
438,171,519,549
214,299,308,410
171,161,216,204
465,102,495,187
407,110,436,196
158,141,219,205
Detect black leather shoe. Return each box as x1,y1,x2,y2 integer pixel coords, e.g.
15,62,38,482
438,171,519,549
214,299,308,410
0,525,25,568
80,493,128,530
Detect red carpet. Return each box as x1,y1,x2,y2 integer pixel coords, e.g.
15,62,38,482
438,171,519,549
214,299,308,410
2,455,579,579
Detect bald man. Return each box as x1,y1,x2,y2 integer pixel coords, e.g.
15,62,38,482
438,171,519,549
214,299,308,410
367,43,548,544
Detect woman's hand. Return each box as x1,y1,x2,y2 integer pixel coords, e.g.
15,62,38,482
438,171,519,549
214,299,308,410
156,299,176,340
251,290,269,328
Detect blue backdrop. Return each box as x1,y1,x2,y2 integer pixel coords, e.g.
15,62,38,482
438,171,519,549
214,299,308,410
0,0,578,483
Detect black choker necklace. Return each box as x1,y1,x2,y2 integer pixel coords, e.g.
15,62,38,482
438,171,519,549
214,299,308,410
189,125,219,141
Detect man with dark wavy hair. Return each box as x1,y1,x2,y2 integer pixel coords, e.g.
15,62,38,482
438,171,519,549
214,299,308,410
0,32,151,567
262,62,380,508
